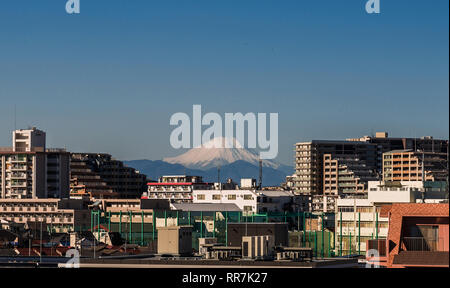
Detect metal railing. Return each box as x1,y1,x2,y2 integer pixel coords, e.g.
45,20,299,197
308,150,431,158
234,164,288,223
402,237,443,251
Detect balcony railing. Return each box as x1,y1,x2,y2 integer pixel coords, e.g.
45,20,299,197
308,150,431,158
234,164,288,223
402,237,443,252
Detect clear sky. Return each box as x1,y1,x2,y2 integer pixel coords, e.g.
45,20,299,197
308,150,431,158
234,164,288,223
0,0,448,166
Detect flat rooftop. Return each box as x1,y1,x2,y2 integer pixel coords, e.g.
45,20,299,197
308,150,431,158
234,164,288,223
171,203,241,212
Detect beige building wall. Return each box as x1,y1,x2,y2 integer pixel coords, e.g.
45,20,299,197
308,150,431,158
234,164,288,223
157,226,192,255
0,199,90,232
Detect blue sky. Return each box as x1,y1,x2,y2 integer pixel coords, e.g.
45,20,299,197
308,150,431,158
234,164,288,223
0,0,448,166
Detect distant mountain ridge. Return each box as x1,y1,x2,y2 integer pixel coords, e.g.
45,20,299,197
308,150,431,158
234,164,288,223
163,137,281,170
126,137,293,187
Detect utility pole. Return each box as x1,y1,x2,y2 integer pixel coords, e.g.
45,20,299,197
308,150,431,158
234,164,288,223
93,211,96,259
217,166,221,191
422,152,426,202
40,221,42,264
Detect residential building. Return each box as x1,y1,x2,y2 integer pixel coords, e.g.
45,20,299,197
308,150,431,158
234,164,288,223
70,158,117,199
294,140,377,196
12,127,46,152
335,181,448,256
144,175,214,203
159,175,204,183
97,199,170,227
385,203,449,268
0,198,90,233
348,132,448,174
192,189,295,215
46,149,70,199
170,203,242,212
0,128,70,199
323,153,378,197
281,174,296,190
382,150,448,182
311,195,337,213
70,153,147,199
294,133,448,210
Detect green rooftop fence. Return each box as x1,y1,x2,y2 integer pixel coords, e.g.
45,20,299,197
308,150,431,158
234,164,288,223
45,210,377,257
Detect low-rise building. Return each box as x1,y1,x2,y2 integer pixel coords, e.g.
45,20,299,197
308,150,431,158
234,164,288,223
192,189,295,215
98,198,171,226
335,181,447,256
144,175,214,203
0,198,90,233
385,203,449,268
311,194,337,213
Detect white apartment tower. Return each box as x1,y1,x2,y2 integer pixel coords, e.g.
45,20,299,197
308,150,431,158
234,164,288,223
0,128,69,199
12,127,46,152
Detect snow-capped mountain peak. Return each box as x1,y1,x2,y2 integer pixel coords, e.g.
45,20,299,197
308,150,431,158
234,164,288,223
163,137,280,170
197,136,243,149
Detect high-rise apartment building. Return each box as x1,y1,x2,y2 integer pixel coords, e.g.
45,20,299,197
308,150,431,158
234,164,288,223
0,128,69,199
294,141,377,195
0,152,47,199
70,153,147,199
382,150,448,182
295,133,448,198
323,153,378,197
69,158,117,199
347,132,448,174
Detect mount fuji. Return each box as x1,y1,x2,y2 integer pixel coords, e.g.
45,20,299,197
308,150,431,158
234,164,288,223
163,137,281,170
125,137,294,187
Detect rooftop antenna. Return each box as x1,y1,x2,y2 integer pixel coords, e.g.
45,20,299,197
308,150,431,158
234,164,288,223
14,104,17,130
258,159,262,189
414,130,417,152
422,152,425,182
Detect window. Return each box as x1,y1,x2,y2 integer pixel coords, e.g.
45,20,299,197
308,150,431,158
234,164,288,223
227,194,236,200
356,207,372,213
338,206,354,213
197,194,205,200
244,195,253,200
212,194,221,200
243,206,253,211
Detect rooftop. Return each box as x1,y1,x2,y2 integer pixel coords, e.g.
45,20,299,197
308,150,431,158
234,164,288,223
171,203,241,212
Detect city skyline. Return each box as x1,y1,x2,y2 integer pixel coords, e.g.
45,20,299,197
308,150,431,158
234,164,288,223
1,0,449,166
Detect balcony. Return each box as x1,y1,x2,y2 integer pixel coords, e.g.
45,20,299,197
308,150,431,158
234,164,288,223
402,237,445,252
8,165,28,171
9,157,27,163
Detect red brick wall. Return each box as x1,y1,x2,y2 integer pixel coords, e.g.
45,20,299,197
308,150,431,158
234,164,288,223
386,203,449,267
